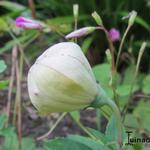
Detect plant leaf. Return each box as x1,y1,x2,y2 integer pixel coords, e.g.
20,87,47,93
44,138,92,150
0,60,7,73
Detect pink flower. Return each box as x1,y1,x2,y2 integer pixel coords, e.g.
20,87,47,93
109,28,120,42
15,16,42,29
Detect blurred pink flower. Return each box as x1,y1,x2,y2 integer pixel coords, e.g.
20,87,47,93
15,16,42,29
109,28,120,42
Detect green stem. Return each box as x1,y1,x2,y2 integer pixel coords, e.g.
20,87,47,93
91,85,122,150
122,42,147,121
37,112,67,140
103,27,116,74
77,121,97,140
116,24,131,68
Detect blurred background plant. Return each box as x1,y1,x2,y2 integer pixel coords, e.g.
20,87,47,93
0,0,150,150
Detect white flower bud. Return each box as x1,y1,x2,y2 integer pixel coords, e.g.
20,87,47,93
27,42,98,114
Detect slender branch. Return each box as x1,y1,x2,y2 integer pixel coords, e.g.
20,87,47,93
15,57,22,150
28,0,36,18
76,121,97,140
8,30,30,68
116,25,131,68
103,27,116,74
122,42,147,121
74,17,78,43
6,46,17,126
133,94,150,99
37,112,67,140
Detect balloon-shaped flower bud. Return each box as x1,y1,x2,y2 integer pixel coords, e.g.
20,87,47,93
27,42,98,114
28,42,123,148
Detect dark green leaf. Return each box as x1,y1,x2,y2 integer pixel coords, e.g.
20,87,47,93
67,135,109,150
0,80,9,90
44,138,92,150
0,127,18,150
0,1,26,12
0,114,7,130
116,84,139,97
22,138,36,150
105,115,127,149
133,101,150,131
142,75,150,94
87,128,107,143
81,36,94,54
0,60,7,73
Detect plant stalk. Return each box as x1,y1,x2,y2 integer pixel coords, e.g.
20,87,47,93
116,24,131,68
91,85,122,150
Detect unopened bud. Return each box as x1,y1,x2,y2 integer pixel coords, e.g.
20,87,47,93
15,16,43,29
109,28,120,42
65,27,96,39
105,49,112,64
28,42,98,114
92,11,103,26
129,11,137,26
73,4,79,20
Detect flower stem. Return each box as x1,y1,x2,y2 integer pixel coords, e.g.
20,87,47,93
116,24,131,68
103,27,116,74
37,112,67,140
91,85,122,150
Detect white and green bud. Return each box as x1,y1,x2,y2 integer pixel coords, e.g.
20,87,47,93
27,42,98,114
92,11,103,26
128,10,137,26
27,42,123,148
73,4,79,20
105,49,112,64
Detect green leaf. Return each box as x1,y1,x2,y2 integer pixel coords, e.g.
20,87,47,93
124,114,139,129
0,60,7,73
0,127,18,150
44,138,92,150
142,74,150,94
143,148,150,150
134,41,150,48
0,1,26,12
92,63,111,86
87,128,107,143
70,111,80,122
123,65,136,85
105,115,118,149
133,101,150,131
93,63,121,87
0,80,9,90
81,36,94,54
116,84,139,97
105,115,127,149
22,138,37,150
135,16,150,32
0,18,8,31
0,114,7,130
67,135,109,150
0,31,38,54
47,15,88,25
46,15,87,33
92,63,121,98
